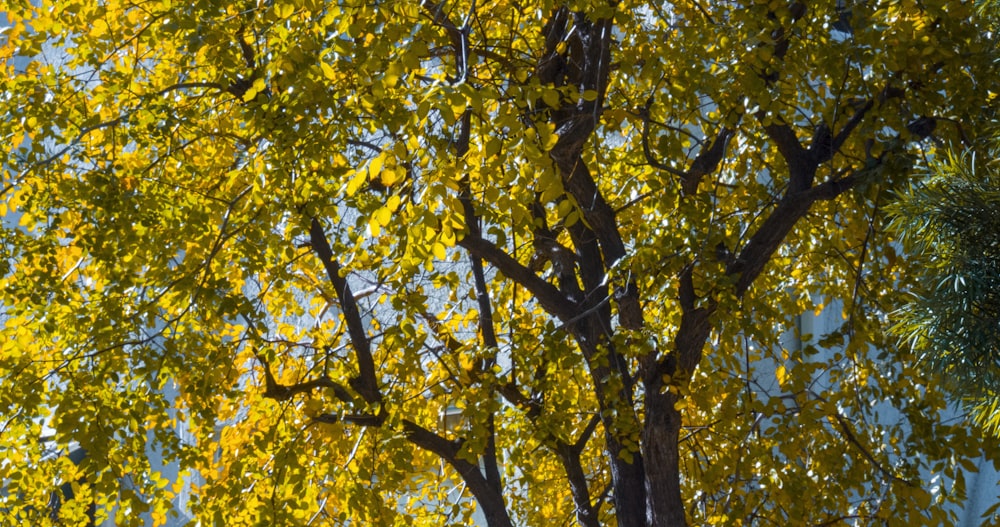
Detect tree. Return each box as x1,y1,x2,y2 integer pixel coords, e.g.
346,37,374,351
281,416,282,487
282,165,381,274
0,1,997,526
886,0,1000,437
888,141,1000,438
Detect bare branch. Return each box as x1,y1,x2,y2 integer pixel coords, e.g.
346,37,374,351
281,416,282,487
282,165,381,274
731,197,812,296
804,173,859,201
760,118,806,168
150,81,223,97
22,115,128,175
828,411,916,487
572,413,601,455
640,97,736,196
555,439,601,527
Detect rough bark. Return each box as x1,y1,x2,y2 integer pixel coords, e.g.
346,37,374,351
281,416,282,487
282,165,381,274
642,391,687,527
402,420,515,527
641,265,714,527
536,9,650,527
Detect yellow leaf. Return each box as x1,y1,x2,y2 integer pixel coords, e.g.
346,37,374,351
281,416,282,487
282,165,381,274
484,137,502,157
367,154,384,179
319,61,336,80
542,88,561,108
242,86,259,102
776,364,788,388
275,0,295,18
431,242,446,260
440,226,456,247
303,398,324,416
345,170,366,196
451,101,466,121
383,62,402,86
381,166,401,186
556,200,573,219
564,210,580,227
374,206,392,226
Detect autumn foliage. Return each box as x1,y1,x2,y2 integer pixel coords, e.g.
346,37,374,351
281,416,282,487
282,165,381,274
1,1,998,526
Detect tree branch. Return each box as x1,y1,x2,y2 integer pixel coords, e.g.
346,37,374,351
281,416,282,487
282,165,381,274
572,413,601,455
731,197,812,296
804,172,859,201
640,99,688,178
308,217,381,405
759,116,813,190
457,234,577,322
150,81,223,97
555,440,601,527
402,420,514,527
641,97,737,196
827,410,916,487
683,126,736,195
258,355,355,404
824,100,874,163
533,10,648,526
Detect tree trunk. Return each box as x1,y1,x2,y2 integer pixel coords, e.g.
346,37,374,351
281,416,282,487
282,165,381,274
607,434,649,527
642,390,687,527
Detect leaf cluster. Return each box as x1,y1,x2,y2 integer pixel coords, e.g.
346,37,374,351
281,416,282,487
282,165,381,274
888,140,1000,435
0,0,999,525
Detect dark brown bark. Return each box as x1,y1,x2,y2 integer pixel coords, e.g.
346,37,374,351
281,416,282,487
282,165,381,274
735,108,870,296
402,420,515,527
733,195,814,296
309,217,381,405
309,221,517,527
642,391,687,527
640,106,737,197
640,265,714,527
459,234,577,321
556,431,602,527
311,211,518,527
536,9,651,527
534,3,870,525
639,57,870,527
423,7,515,522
